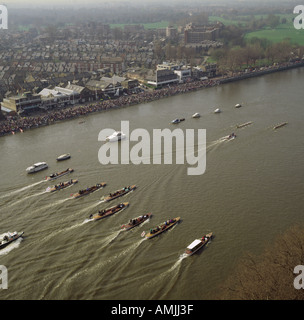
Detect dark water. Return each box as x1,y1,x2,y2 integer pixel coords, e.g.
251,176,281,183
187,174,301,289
0,68,303,299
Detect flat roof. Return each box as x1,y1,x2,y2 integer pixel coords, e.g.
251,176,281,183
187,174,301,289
187,239,201,250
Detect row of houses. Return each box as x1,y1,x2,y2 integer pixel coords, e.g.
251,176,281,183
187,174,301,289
1,76,139,114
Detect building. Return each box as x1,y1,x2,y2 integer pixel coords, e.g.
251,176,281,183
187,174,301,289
184,23,222,44
166,26,177,39
1,92,41,113
174,68,192,83
147,69,179,88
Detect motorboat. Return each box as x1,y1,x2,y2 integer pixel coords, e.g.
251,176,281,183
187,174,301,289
72,182,106,198
214,108,221,113
56,153,71,161
143,217,180,239
26,162,48,174
235,103,242,108
0,231,24,250
220,133,236,141
121,213,152,231
46,179,78,192
45,168,74,181
89,202,129,221
171,118,185,124
106,131,126,142
185,232,213,256
192,113,200,118
103,185,136,202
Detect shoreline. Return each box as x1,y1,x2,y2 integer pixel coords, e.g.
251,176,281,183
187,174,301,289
1,60,303,137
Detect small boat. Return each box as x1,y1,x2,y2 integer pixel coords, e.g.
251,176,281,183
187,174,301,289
0,231,24,250
273,122,287,130
121,213,152,231
214,108,221,113
236,121,252,128
185,232,213,256
171,118,185,124
46,179,78,192
72,182,106,198
192,113,200,118
89,202,129,221
56,153,71,161
103,185,136,202
221,133,236,141
46,168,74,181
235,103,242,108
26,162,48,174
144,217,180,239
106,131,126,142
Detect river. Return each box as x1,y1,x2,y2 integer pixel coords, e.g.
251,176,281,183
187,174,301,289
0,67,303,300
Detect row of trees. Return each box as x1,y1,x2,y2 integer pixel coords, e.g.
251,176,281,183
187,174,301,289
209,38,304,74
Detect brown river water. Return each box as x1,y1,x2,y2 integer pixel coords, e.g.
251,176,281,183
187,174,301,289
0,67,303,300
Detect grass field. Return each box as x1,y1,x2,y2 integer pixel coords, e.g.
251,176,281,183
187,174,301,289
245,23,304,46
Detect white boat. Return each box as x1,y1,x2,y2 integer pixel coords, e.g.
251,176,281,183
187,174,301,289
185,232,213,256
171,118,185,124
235,103,242,108
192,113,200,118
214,108,221,113
220,133,236,141
26,162,48,173
106,131,126,142
56,153,71,161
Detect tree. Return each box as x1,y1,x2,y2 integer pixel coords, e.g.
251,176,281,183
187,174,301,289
219,225,304,300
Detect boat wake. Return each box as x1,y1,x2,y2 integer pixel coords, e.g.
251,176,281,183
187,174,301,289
0,180,45,200
143,254,187,299
2,189,49,209
0,236,23,256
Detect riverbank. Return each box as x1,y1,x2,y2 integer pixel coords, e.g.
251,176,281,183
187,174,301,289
1,60,303,137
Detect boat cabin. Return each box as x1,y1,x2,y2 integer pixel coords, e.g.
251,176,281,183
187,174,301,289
186,239,202,252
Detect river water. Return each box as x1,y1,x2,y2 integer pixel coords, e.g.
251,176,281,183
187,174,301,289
0,68,303,300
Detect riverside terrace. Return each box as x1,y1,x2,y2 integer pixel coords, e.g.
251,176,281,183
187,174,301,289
1,59,304,137
0,79,219,136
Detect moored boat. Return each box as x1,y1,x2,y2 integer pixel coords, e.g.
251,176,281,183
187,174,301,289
235,103,242,108
171,118,185,124
192,113,200,118
56,153,71,161
72,182,106,198
103,185,136,202
89,202,129,221
185,232,213,256
26,162,48,174
0,231,24,250
121,213,152,231
46,168,74,181
46,179,78,192
143,217,180,239
214,108,221,113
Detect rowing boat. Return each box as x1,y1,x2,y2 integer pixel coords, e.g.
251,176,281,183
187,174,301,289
236,121,252,128
89,202,129,221
72,182,106,198
46,179,78,192
103,185,136,202
121,213,152,231
0,231,24,250
185,232,213,256
144,217,180,239
273,122,287,130
46,168,74,181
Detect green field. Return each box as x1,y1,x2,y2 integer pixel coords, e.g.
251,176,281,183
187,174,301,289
110,21,170,30
245,23,304,46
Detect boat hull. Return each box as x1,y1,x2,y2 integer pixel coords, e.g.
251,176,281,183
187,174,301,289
0,232,24,250
185,233,213,256
104,185,136,202
91,202,129,221
72,182,106,198
46,168,74,181
145,217,180,239
122,213,152,230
